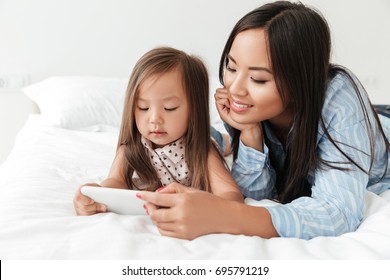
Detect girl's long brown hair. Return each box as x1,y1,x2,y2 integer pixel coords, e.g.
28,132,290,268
118,47,216,192
219,1,389,203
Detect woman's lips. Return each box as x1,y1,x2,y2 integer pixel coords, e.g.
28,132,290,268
230,99,253,112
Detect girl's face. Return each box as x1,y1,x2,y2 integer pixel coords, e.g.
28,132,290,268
135,68,189,148
224,28,292,130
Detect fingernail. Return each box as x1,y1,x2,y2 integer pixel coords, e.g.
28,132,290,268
143,204,146,209
136,193,141,198
157,186,166,192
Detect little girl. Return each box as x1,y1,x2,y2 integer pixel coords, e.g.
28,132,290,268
74,47,243,215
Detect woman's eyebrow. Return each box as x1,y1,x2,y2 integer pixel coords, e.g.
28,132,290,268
228,54,272,74
228,54,237,64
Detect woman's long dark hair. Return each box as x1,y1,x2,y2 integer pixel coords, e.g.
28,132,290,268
219,1,389,203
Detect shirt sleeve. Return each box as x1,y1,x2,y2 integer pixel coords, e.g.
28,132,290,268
231,140,277,199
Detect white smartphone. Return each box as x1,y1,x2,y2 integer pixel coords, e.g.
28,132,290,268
80,186,146,215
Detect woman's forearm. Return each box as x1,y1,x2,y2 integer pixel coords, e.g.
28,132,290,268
213,199,278,238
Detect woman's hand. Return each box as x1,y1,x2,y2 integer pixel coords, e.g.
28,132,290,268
215,87,264,152
139,182,241,240
215,87,243,130
139,182,278,240
73,183,107,215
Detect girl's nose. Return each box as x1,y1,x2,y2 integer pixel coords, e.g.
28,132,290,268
150,109,163,124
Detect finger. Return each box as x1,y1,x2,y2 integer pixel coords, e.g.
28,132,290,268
215,87,228,95
215,98,228,107
74,194,94,207
214,95,230,109
143,201,158,215
156,221,178,232
76,202,106,215
76,208,96,216
74,185,95,206
75,205,96,216
148,206,175,223
214,96,228,105
157,227,182,239
138,191,167,206
158,182,191,194
156,224,194,240
138,192,176,208
95,203,107,213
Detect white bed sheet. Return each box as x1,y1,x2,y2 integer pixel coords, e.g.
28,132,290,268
0,114,389,259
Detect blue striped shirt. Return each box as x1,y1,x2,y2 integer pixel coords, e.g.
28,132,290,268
229,72,390,239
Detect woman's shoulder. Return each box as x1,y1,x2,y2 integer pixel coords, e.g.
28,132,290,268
325,70,360,102
322,69,369,127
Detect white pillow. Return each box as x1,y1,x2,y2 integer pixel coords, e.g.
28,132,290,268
22,76,128,129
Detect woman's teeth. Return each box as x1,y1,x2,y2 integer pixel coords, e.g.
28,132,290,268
233,101,251,108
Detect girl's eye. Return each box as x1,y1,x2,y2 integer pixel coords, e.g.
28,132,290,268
137,106,148,111
250,77,268,84
165,107,178,111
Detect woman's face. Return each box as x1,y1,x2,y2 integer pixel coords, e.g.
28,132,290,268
224,28,292,130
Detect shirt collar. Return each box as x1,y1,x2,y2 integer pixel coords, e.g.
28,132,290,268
141,136,185,164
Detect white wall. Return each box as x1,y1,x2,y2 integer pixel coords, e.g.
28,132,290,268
1,0,389,96
0,0,263,80
0,0,389,162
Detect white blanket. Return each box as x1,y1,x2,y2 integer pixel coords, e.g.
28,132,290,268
1,115,390,259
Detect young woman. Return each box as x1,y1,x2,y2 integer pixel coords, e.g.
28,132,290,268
139,1,390,240
73,47,243,215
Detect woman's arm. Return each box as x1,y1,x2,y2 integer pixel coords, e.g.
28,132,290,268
231,140,277,200
140,183,278,240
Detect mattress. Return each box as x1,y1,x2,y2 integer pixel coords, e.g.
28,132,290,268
0,114,389,259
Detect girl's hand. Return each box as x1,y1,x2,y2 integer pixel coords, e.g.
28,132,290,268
139,182,241,240
73,183,107,215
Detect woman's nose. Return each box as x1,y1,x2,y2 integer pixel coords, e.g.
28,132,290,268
228,75,247,97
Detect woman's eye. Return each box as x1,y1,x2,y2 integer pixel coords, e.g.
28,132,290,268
226,65,236,72
250,77,268,84
165,107,178,111
137,106,148,111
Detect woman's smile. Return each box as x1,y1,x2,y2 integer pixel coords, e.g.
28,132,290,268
230,98,253,113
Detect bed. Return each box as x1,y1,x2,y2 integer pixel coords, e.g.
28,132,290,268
0,76,389,259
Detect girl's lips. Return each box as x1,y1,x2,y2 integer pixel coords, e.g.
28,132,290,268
151,131,167,136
